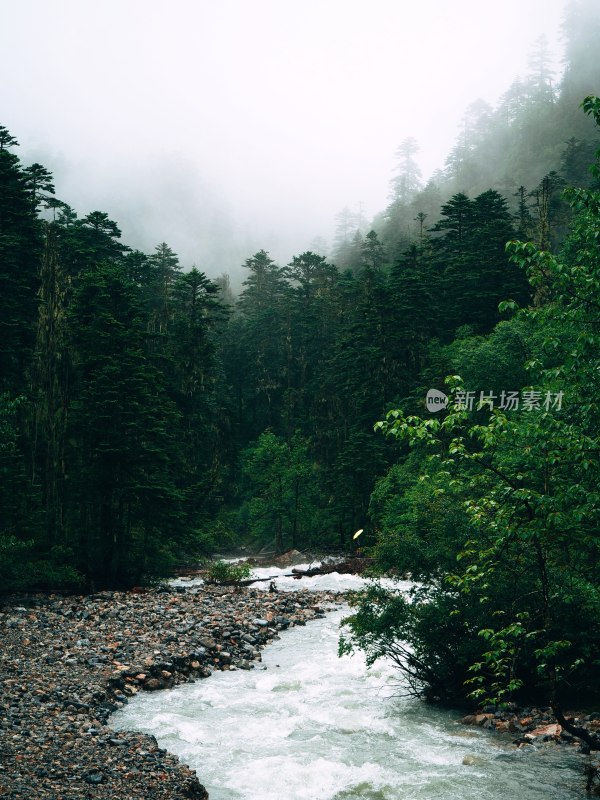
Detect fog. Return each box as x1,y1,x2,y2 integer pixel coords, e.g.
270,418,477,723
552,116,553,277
0,0,568,278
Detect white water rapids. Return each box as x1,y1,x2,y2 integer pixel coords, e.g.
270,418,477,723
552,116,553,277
113,567,583,799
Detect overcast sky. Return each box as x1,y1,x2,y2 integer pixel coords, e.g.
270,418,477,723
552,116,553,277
1,0,569,277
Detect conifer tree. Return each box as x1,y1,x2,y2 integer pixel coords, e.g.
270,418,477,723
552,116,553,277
169,268,229,527
0,127,41,392
232,250,289,438
67,261,184,587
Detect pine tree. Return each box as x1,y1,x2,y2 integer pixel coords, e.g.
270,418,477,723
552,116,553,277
67,211,128,275
281,251,338,436
513,185,534,240
231,251,289,438
431,190,529,335
390,137,422,204
0,126,41,392
526,34,556,105
33,223,70,551
148,241,182,333
22,163,55,212
528,171,568,250
169,268,229,528
332,207,364,270
67,260,184,587
321,235,393,543
388,242,437,388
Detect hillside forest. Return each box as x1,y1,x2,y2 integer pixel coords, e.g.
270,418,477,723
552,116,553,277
1,0,600,709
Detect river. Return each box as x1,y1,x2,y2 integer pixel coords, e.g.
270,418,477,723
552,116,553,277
112,567,584,799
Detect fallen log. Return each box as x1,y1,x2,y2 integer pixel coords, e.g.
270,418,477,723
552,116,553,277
291,557,374,578
205,574,291,587
204,557,374,586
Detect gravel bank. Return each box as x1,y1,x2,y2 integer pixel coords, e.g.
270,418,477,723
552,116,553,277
0,584,341,799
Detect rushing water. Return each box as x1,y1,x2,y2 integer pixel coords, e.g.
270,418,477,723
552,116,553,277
113,569,584,799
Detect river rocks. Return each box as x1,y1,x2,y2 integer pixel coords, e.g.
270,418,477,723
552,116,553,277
84,769,105,784
459,705,598,753
529,723,561,740
0,584,340,799
461,713,494,728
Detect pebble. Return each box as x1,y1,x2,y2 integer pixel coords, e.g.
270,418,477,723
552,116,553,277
0,583,340,799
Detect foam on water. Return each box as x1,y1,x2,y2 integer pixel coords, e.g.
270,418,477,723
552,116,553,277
249,564,406,593
170,561,404,593
113,607,583,799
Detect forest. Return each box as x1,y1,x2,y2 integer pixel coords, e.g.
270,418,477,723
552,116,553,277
1,0,599,710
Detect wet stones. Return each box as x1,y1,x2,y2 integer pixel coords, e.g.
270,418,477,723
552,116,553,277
0,583,340,799
84,769,105,784
144,678,164,691
459,705,597,751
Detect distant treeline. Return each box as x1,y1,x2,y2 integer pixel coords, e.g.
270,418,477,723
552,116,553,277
1,0,599,596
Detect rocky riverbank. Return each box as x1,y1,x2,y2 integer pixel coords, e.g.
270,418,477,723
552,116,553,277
460,706,600,793
461,706,600,747
0,584,341,799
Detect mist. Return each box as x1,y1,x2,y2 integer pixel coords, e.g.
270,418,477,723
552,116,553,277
0,0,569,279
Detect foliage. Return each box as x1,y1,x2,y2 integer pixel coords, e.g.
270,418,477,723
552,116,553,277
368,454,472,580
1,15,600,597
66,260,187,587
193,514,241,556
240,431,325,552
342,110,600,705
340,582,488,701
206,559,252,585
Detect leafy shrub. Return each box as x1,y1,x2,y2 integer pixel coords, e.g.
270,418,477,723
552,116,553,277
206,559,252,584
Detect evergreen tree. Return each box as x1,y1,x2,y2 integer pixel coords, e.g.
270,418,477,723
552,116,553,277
388,242,437,388
342,98,600,710
431,190,529,335
390,137,422,204
67,261,184,587
22,163,55,212
33,223,70,551
526,34,556,105
321,234,393,543
148,241,182,333
513,185,534,240
332,207,364,270
528,171,568,250
67,211,128,275
0,126,41,392
281,251,338,435
169,268,229,528
231,250,289,438
560,136,600,188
